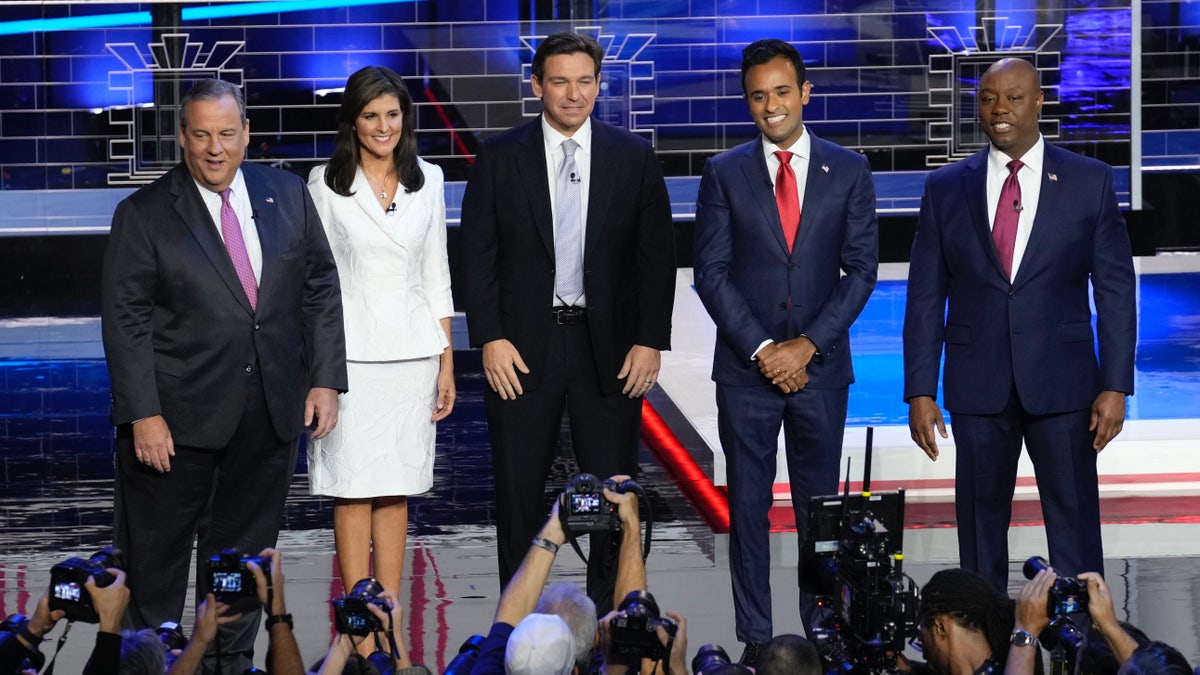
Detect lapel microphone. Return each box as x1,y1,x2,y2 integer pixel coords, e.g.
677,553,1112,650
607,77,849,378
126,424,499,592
569,172,581,185
1012,200,1023,213
386,202,396,214
251,210,259,220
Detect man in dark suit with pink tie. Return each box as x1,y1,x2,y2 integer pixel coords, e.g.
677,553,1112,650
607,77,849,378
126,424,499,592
693,39,878,664
903,58,1137,592
101,79,347,671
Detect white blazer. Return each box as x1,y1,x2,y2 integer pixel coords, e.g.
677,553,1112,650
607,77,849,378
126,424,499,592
309,158,452,361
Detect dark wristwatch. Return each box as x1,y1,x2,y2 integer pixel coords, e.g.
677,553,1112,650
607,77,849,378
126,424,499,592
264,613,293,630
1010,628,1038,647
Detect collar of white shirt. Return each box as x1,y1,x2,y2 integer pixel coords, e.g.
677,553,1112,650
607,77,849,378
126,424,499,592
761,125,811,166
541,115,593,157
987,134,1044,179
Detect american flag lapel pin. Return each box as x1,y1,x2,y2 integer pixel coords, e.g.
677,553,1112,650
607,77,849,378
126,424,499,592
1048,173,1057,182
821,164,830,173
266,196,275,203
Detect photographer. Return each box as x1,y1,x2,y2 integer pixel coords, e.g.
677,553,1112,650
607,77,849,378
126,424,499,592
317,588,430,675
468,474,645,674
913,568,1017,675
1006,570,1139,675
163,594,241,675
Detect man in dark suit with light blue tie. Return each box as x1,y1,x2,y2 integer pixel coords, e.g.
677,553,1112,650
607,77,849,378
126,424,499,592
903,58,1136,592
101,79,347,671
694,39,878,664
460,32,675,612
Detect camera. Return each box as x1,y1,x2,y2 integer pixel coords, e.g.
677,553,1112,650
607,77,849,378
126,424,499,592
799,435,919,674
331,577,392,636
1022,556,1089,616
443,634,486,675
205,548,269,604
610,590,677,661
560,473,625,535
691,643,732,674
48,546,123,623
156,620,188,650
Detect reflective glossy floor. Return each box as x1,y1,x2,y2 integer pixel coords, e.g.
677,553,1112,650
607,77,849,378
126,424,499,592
2,261,1199,673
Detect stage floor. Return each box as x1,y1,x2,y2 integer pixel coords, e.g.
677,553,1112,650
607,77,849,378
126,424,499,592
1,258,1198,671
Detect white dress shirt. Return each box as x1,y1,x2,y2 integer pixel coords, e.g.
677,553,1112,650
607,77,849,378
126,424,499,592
194,169,263,283
986,135,1045,282
542,115,592,307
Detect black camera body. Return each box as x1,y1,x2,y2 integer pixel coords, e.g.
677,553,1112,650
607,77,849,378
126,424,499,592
610,590,677,661
1022,557,1089,653
443,634,486,675
1023,556,1089,616
206,548,269,604
560,473,632,535
48,546,123,623
331,577,392,636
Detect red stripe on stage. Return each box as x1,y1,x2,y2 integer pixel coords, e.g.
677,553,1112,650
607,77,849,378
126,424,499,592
640,400,730,533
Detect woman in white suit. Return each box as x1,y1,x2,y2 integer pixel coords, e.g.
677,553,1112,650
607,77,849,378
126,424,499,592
307,66,454,627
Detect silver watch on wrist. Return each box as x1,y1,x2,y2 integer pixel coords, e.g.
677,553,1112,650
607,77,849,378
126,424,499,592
1010,628,1038,647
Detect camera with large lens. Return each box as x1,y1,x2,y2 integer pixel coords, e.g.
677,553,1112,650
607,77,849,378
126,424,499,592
443,634,486,675
156,620,187,650
1022,556,1089,616
205,548,269,604
610,590,677,661
560,473,624,535
331,577,392,636
48,546,123,623
691,643,731,674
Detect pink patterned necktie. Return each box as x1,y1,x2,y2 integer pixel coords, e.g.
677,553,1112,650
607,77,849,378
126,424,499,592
220,188,258,310
992,159,1024,280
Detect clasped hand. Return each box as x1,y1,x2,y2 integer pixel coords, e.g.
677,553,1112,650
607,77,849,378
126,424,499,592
757,337,817,393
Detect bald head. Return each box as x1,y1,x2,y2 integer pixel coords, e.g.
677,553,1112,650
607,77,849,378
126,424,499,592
978,57,1044,160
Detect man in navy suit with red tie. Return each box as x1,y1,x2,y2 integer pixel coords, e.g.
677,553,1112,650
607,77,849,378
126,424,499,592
903,58,1137,592
694,39,878,664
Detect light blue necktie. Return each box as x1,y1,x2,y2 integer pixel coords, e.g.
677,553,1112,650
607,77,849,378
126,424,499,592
554,138,583,306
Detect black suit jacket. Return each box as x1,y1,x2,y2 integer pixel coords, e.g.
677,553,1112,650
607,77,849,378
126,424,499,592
101,162,348,447
460,118,676,395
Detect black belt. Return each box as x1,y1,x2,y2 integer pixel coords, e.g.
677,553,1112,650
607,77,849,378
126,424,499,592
551,306,587,325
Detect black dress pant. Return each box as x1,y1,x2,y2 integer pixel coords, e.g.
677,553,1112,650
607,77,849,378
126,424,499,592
486,319,642,614
114,373,297,674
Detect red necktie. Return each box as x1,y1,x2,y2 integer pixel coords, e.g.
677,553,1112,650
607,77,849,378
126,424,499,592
992,159,1024,280
774,151,800,252
220,188,258,310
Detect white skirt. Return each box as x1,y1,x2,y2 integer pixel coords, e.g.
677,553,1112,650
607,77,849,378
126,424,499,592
307,356,440,498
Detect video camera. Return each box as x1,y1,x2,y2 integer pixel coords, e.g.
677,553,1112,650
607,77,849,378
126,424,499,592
610,590,677,662
798,428,919,673
205,548,269,605
48,546,124,623
331,577,393,636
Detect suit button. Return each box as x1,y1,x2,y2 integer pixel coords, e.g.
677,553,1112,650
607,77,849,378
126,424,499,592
778,302,788,310
245,365,253,374
787,263,796,270
1009,292,1016,299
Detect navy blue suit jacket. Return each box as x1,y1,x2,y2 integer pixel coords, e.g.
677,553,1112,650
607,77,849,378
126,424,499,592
903,143,1136,415
694,132,878,388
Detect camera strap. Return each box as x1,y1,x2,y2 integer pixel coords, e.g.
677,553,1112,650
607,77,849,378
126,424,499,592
41,619,73,675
